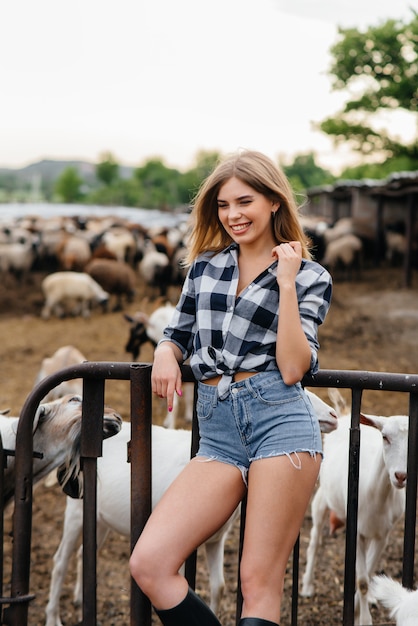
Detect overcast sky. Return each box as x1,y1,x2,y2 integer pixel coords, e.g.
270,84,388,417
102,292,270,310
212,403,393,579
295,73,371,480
0,0,415,174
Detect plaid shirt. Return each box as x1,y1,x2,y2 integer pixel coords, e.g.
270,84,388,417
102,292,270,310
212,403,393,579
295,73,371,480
161,244,332,399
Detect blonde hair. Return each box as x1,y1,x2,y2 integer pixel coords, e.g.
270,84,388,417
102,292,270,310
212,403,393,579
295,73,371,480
184,150,311,265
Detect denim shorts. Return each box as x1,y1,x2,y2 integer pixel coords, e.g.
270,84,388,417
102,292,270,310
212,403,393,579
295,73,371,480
195,371,323,484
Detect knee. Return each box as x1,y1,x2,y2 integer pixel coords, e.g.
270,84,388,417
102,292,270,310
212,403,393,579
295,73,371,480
240,560,284,608
129,541,158,595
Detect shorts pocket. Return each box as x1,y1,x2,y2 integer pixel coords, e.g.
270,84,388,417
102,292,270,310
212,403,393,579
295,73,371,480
256,383,302,406
197,398,214,421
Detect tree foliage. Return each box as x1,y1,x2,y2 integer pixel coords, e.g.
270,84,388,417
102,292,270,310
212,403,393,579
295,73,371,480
179,150,221,204
133,158,184,209
1,149,336,207
54,167,84,203
320,12,418,164
96,152,120,186
282,153,335,191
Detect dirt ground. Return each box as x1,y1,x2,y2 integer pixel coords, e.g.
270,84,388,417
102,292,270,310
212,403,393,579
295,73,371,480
0,263,417,625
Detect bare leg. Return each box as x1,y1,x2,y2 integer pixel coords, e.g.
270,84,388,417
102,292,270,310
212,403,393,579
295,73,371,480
240,453,321,623
130,456,246,610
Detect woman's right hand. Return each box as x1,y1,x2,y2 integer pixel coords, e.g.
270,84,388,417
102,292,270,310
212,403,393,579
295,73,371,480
151,343,183,413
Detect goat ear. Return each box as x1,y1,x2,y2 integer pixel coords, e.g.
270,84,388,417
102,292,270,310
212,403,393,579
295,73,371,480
124,313,134,323
360,413,377,429
32,404,45,433
328,388,347,414
57,464,83,499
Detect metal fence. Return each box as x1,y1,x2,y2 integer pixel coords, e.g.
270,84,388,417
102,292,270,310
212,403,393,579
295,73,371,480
1,363,417,625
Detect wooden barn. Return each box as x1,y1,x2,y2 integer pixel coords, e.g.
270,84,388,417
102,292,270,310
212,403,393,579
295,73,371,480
303,171,418,286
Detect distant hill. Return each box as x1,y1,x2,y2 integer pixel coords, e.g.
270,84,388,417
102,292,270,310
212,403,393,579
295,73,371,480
0,159,134,184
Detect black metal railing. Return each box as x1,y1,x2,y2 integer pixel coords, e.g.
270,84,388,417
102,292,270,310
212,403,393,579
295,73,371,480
1,364,417,625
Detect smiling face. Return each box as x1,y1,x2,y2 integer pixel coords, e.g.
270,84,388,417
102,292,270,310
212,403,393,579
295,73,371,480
217,176,279,250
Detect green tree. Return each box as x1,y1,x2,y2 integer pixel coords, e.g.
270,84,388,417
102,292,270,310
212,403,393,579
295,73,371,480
320,13,418,166
54,167,84,203
96,152,120,186
134,158,184,209
282,153,335,191
178,150,221,205
86,178,142,207
340,154,418,180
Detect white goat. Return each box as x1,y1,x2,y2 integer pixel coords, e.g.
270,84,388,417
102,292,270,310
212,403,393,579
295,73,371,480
44,421,237,626
0,394,122,507
34,345,85,402
305,388,339,434
369,575,418,626
41,271,110,319
301,411,409,625
45,394,339,626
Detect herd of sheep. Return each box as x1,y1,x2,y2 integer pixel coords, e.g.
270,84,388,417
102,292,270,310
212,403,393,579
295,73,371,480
0,212,189,319
0,210,410,321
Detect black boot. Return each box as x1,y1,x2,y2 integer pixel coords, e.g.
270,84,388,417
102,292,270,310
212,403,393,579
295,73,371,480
154,587,222,625
238,617,280,626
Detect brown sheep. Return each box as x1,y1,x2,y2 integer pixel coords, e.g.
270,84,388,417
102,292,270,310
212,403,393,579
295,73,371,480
85,258,136,311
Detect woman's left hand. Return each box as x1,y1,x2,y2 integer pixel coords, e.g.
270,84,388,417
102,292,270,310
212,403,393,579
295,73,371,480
272,241,302,287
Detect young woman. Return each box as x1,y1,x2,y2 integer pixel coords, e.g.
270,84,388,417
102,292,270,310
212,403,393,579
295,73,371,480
129,150,332,626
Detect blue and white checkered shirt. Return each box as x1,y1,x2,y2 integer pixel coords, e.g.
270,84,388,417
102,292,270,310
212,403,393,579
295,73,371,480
161,244,332,399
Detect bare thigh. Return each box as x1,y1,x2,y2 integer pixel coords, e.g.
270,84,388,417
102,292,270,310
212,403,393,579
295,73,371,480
239,453,321,618
132,456,246,576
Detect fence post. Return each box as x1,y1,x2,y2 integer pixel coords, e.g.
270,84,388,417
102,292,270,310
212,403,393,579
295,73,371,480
129,363,153,626
80,378,106,626
403,392,418,588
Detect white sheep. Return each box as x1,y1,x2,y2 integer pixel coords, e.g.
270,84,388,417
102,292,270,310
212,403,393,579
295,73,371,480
55,233,92,271
101,226,137,265
34,345,85,402
301,411,409,625
45,392,339,626
41,271,110,319
323,217,355,244
369,575,418,626
0,394,122,508
0,240,38,282
385,230,409,266
137,239,172,297
322,233,363,277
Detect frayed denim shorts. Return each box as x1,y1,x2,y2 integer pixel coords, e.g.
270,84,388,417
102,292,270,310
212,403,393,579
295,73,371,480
195,370,322,484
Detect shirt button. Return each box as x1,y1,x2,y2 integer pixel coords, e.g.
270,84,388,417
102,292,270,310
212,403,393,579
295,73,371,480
232,388,238,394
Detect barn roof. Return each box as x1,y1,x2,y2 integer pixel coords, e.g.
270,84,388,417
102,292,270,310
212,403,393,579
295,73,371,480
307,170,418,196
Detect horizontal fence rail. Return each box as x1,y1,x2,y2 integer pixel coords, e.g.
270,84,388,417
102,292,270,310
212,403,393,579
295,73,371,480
2,365,418,625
